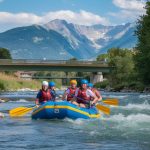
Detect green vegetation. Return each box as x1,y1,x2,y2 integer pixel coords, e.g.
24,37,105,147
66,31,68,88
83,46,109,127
95,80,109,89
134,1,150,85
0,73,41,91
96,48,139,91
108,48,135,86
1,1,150,92
96,2,150,92
0,48,11,59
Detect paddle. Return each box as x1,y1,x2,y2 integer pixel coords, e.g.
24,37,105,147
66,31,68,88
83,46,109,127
9,106,35,117
102,99,119,106
73,96,110,115
9,92,60,117
95,104,110,115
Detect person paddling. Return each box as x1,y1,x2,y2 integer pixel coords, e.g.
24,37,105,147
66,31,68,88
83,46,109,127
62,80,79,106
88,83,102,101
74,79,98,108
35,81,53,107
49,81,56,101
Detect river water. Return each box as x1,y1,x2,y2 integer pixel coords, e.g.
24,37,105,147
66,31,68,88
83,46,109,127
0,91,150,150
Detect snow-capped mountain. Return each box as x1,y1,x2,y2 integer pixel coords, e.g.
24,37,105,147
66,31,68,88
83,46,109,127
44,20,137,54
0,19,137,60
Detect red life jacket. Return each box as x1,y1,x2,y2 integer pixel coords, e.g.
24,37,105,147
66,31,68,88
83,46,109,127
67,87,77,101
39,89,52,103
77,88,91,102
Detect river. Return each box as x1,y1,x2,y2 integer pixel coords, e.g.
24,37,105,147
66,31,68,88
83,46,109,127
0,91,150,150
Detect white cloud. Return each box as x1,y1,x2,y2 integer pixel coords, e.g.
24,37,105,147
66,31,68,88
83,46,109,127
113,0,145,11
43,10,109,26
110,0,146,22
109,9,144,21
0,12,41,25
0,10,110,32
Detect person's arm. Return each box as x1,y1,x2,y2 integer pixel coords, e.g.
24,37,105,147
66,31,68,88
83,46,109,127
35,91,41,106
62,89,69,100
62,92,67,100
88,90,98,105
95,90,102,101
35,98,39,105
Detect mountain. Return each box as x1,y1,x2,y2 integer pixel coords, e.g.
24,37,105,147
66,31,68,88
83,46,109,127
0,19,137,60
0,25,77,60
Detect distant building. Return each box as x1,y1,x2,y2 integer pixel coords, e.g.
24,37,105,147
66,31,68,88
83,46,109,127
15,71,35,80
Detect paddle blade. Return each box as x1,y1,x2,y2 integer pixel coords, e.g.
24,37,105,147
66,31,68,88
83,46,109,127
96,104,110,115
9,107,33,117
103,99,119,106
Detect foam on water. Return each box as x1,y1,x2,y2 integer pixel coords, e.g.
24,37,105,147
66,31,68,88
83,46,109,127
64,118,86,125
118,100,150,110
139,94,150,99
9,99,28,103
16,99,29,103
17,88,37,92
102,95,128,99
103,113,150,123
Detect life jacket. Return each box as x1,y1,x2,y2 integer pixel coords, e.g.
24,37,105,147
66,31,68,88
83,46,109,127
77,88,91,102
67,87,77,101
50,89,56,101
39,89,52,103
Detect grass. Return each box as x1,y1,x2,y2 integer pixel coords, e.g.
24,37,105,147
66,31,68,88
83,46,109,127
0,72,41,91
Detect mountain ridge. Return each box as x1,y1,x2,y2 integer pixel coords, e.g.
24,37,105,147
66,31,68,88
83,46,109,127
0,19,137,60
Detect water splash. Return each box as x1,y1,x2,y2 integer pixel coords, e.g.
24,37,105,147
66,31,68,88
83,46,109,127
9,99,29,103
118,100,150,110
102,113,150,123
139,94,150,99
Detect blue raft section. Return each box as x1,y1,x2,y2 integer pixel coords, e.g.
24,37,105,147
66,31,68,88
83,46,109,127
32,101,100,120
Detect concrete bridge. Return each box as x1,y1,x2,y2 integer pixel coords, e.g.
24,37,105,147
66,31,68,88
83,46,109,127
0,59,112,72
0,59,113,83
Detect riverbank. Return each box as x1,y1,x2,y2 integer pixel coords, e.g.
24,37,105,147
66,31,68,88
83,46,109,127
95,81,150,93
0,72,41,91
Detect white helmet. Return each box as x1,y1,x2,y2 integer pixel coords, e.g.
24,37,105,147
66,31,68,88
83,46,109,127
42,81,48,86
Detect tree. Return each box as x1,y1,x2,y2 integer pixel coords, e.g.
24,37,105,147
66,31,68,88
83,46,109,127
134,1,150,85
108,48,135,85
96,48,135,87
0,48,12,59
96,53,108,62
69,57,77,61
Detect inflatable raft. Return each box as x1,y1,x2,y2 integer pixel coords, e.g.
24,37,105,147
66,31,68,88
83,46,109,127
32,101,100,120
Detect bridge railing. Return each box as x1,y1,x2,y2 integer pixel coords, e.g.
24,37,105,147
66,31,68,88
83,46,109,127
0,59,107,65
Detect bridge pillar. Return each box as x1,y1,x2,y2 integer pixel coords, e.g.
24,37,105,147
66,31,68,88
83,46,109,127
90,72,103,84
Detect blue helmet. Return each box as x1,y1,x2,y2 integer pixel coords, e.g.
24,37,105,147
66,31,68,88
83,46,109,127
49,81,55,87
80,79,88,85
88,83,93,87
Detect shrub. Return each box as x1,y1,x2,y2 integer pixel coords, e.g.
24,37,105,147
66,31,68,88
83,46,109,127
94,80,109,89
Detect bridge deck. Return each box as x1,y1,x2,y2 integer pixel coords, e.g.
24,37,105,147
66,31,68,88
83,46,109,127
0,59,113,72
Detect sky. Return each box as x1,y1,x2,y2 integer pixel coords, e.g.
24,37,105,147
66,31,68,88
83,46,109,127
0,0,147,32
